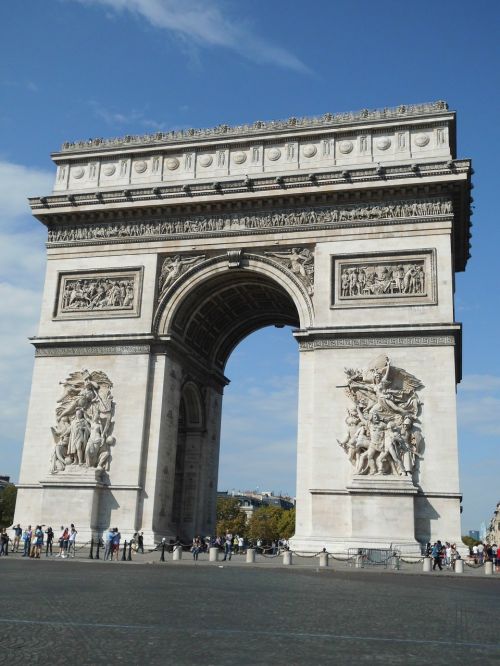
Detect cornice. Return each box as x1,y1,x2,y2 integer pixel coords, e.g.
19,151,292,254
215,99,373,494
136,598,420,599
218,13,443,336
56,101,451,155
30,159,470,215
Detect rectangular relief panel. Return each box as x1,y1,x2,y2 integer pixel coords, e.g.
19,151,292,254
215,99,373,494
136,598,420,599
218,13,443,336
331,250,436,308
54,267,143,319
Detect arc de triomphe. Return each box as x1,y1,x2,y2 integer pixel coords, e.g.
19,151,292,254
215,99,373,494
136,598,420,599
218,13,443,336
14,101,472,550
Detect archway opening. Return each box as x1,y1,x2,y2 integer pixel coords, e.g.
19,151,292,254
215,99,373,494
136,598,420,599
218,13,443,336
164,265,303,541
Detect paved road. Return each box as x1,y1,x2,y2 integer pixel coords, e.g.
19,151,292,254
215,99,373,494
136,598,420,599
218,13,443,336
0,559,498,665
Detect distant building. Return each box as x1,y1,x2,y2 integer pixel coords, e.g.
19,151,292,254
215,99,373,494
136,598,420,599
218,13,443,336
479,521,487,542
218,490,294,521
486,503,500,545
468,530,480,541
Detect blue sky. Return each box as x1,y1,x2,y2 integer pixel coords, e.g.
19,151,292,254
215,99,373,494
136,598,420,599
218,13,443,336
1,0,499,533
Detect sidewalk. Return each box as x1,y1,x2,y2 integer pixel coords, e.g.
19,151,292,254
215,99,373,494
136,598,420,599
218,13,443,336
3,546,497,579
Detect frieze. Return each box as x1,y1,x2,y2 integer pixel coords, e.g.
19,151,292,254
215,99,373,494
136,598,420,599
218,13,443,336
47,198,453,246
54,268,143,319
35,345,150,357
332,250,437,308
265,248,314,295
59,101,448,153
298,336,455,351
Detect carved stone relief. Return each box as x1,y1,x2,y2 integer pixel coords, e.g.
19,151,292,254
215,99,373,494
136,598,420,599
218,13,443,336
158,255,205,297
265,248,314,295
337,355,424,478
49,370,116,476
55,268,142,319
332,251,436,308
47,198,452,245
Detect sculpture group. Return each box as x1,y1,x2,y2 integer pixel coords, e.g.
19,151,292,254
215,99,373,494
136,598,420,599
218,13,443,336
340,261,426,298
61,277,135,312
337,355,423,477
49,370,116,474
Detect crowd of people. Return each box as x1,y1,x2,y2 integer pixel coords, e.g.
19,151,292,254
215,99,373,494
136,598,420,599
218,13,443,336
425,540,499,571
0,524,79,558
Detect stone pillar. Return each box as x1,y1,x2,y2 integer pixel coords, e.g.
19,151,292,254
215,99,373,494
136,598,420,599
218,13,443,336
485,561,493,575
283,550,292,565
423,557,432,572
454,559,464,574
173,545,183,561
246,548,256,563
209,547,219,562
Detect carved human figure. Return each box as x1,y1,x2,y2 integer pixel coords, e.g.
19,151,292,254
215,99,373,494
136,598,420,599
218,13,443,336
376,420,405,476
68,409,90,465
159,255,204,294
85,416,103,467
267,247,314,294
356,411,386,475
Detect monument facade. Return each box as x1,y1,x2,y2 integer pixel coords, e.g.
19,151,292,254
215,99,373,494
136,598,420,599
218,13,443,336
14,101,472,550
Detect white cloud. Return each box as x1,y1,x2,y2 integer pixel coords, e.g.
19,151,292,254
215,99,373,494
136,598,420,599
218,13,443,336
459,374,500,392
0,161,50,479
73,0,310,73
0,160,53,222
88,101,170,131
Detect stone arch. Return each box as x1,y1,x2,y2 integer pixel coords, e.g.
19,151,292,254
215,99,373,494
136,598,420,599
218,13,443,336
154,251,314,370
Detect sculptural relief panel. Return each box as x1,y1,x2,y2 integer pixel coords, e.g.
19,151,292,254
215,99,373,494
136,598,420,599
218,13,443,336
331,250,437,308
337,355,424,479
49,369,116,476
54,267,143,319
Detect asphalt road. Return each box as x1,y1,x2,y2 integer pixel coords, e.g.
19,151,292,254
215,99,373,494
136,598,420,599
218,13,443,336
0,559,499,665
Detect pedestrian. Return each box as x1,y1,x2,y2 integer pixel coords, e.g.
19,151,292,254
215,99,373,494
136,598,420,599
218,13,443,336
45,527,54,557
22,526,31,557
238,535,245,555
137,531,144,554
112,528,121,561
222,532,233,561
477,542,484,564
12,524,22,552
0,528,9,555
68,525,78,557
104,527,115,560
57,526,66,557
432,541,443,571
192,536,201,561
34,526,44,558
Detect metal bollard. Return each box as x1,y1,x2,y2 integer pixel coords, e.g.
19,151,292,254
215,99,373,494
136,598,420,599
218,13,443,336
88,538,94,560
160,542,166,562
95,539,100,560
454,559,463,573
423,557,432,572
121,541,127,561
173,545,182,561
209,547,219,562
283,550,292,565
246,548,256,563
485,561,493,575
127,541,132,561
319,552,329,567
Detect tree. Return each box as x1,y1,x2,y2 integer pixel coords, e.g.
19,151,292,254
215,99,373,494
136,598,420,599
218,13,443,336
0,484,17,527
216,497,246,537
247,505,294,543
462,535,480,548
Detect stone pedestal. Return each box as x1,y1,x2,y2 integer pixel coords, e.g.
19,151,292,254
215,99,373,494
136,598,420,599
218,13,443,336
423,557,432,572
454,559,463,574
283,550,292,565
209,547,219,562
346,475,420,549
173,545,183,561
38,467,106,544
484,561,493,575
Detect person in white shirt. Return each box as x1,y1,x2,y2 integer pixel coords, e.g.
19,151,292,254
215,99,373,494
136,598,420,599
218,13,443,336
68,524,78,557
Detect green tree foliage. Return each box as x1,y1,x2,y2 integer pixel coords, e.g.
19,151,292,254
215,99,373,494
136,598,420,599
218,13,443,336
216,497,247,537
247,505,295,543
462,535,481,548
0,484,17,527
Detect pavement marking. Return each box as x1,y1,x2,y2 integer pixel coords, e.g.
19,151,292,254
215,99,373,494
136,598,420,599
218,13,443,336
0,618,498,651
